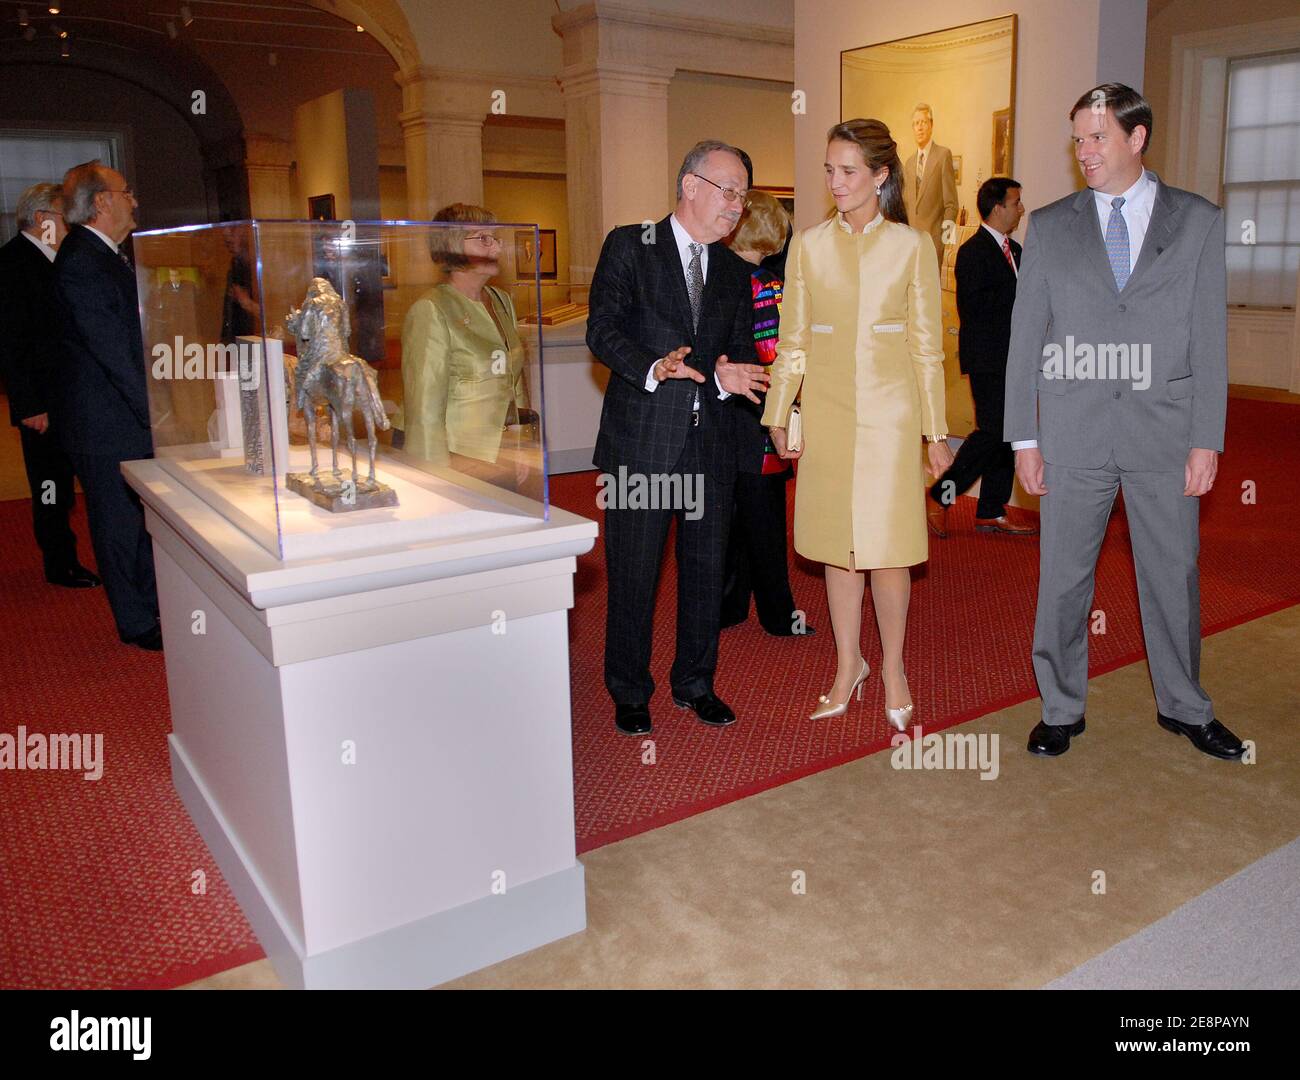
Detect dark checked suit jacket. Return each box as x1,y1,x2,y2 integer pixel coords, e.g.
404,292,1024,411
955,225,1021,376
0,233,62,426
53,225,152,459
586,215,756,484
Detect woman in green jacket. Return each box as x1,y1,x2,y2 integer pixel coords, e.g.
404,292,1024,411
400,204,535,486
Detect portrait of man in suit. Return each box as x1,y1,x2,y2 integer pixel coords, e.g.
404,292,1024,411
55,160,161,651
902,104,959,264
585,139,770,736
927,176,1037,538
1005,83,1244,761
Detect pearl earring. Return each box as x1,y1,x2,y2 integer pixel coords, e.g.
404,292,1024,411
875,184,882,196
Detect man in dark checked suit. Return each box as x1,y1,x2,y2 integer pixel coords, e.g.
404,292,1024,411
0,182,100,589
1005,84,1244,760
54,160,161,651
927,176,1037,538
587,140,771,735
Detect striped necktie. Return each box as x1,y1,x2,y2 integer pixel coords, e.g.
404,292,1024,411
1105,196,1130,289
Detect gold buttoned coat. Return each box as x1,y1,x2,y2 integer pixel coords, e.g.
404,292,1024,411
760,213,948,570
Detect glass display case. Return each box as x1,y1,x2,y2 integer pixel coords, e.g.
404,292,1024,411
132,219,549,560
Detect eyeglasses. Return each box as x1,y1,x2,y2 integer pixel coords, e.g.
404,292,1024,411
103,188,135,199
691,173,750,206
463,233,502,247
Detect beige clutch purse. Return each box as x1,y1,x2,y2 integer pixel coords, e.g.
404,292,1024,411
786,403,802,453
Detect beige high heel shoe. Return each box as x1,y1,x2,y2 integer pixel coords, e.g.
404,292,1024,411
885,702,914,733
810,658,870,721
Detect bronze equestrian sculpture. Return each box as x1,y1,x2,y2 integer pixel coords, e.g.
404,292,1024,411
285,277,397,511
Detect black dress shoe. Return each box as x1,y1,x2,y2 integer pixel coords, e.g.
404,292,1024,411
672,691,736,727
614,703,652,736
1027,717,1085,756
45,564,102,589
121,624,164,652
1157,713,1246,761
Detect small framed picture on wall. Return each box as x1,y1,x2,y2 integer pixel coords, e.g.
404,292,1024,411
308,194,336,221
515,229,558,280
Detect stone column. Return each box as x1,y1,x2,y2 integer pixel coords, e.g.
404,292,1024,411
396,66,487,221
243,134,294,220
554,62,672,302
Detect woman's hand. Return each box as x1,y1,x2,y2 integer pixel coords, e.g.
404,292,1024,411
925,439,954,479
770,426,803,460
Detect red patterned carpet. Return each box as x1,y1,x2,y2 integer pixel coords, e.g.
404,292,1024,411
0,397,1296,988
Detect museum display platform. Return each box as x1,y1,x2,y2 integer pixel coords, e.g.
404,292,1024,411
125,459,597,989
126,219,597,988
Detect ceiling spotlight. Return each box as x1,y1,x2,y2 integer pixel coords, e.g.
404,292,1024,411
180,4,193,27
18,8,29,27
60,37,69,58
48,4,59,14
355,24,364,33
166,20,177,39
59,29,67,38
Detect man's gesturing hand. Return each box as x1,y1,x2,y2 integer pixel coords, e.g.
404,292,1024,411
654,346,705,384
715,355,771,404
1015,447,1048,496
1185,448,1218,497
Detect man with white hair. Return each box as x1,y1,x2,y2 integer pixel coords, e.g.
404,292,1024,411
0,182,99,588
55,160,160,651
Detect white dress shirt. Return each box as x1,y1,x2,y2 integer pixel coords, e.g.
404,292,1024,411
1012,170,1156,452
981,222,1017,278
643,213,729,402
21,230,57,263
84,224,120,255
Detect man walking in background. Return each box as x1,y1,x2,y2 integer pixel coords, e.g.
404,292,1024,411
928,176,1037,538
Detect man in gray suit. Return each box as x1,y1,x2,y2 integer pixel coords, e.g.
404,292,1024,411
1005,83,1245,761
902,104,959,264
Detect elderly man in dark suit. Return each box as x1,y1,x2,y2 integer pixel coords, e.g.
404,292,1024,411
927,176,1037,538
587,139,770,735
1006,84,1243,761
54,160,160,651
0,182,99,588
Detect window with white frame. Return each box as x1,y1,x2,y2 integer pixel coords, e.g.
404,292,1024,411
1222,52,1300,309
0,131,120,244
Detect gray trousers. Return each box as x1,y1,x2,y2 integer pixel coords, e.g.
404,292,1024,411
1034,458,1214,727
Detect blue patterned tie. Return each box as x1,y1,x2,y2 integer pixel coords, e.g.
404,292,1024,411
1105,196,1130,289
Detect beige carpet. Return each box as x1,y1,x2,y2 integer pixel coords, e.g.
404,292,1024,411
184,603,1300,990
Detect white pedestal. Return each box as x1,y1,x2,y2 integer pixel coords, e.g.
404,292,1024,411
124,460,598,989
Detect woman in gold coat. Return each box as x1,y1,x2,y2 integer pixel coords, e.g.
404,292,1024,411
399,203,535,488
761,120,953,728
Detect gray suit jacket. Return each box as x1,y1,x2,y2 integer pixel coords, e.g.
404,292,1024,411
1003,174,1227,471
903,142,959,261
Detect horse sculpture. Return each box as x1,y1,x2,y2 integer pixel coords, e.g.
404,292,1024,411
285,277,396,510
